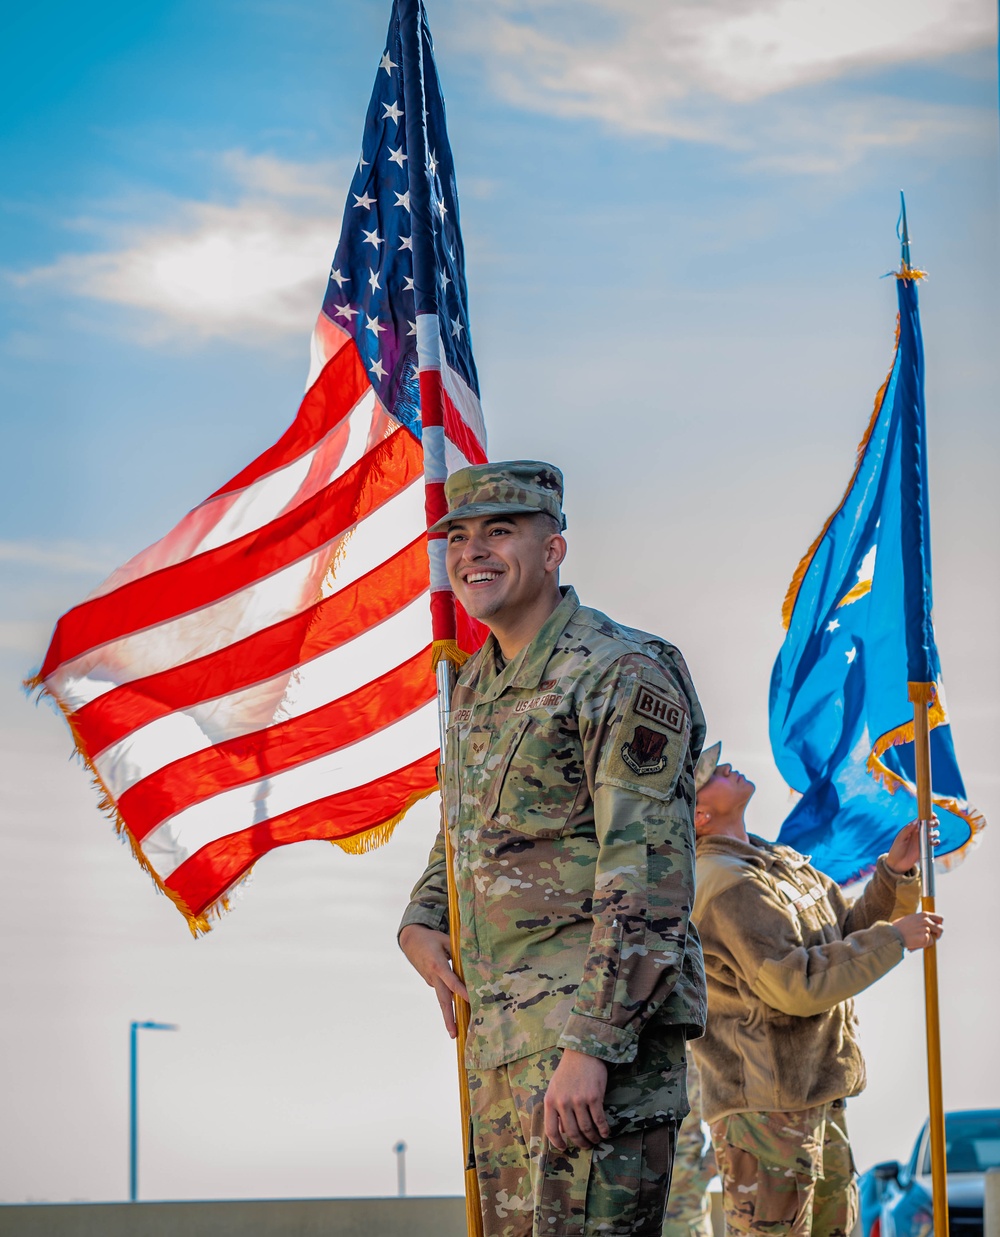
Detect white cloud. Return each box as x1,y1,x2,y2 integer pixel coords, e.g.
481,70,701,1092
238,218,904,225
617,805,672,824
12,153,349,342
215,150,344,202
736,95,987,176
450,0,995,154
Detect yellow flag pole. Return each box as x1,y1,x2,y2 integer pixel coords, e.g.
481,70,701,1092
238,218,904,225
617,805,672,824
398,0,481,1220
909,680,949,1237
436,657,485,1237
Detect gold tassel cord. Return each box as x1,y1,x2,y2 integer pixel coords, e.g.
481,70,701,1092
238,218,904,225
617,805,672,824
431,638,470,670
780,319,901,631
319,527,357,598
331,785,437,855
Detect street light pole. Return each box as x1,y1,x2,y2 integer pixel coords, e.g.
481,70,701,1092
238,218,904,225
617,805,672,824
129,1020,178,1202
393,1140,407,1198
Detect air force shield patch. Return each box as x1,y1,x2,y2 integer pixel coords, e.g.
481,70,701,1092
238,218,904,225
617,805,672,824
621,724,669,776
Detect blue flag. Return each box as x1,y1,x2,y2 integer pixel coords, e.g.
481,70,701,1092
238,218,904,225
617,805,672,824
769,257,984,886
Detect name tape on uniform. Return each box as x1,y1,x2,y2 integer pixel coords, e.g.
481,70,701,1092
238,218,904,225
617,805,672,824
776,879,822,912
514,693,562,714
452,696,563,724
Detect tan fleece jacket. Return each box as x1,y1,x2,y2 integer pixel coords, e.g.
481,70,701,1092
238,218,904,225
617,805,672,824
690,833,920,1124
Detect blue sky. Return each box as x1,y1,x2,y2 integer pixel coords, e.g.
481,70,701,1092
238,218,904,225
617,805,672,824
1,0,998,1206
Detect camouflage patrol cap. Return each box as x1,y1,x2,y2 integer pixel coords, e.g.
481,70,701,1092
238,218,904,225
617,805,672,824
695,741,722,793
429,460,566,534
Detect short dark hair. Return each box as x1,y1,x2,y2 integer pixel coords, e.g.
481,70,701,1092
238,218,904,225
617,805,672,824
534,511,562,537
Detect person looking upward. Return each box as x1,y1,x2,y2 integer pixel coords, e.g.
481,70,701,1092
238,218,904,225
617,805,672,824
690,743,943,1237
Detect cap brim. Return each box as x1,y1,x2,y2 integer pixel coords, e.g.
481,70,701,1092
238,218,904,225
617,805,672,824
428,502,549,535
695,741,722,793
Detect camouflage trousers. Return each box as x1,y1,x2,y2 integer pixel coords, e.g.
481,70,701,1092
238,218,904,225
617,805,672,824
710,1100,858,1236
662,1057,715,1237
469,1033,687,1237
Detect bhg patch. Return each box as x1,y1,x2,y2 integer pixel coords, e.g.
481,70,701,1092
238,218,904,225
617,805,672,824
600,674,690,800
632,681,686,735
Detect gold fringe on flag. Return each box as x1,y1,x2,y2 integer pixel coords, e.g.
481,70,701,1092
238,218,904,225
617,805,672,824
319,527,356,597
836,578,873,608
28,665,439,932
781,319,901,631
331,785,438,855
316,422,397,600
866,680,986,871
23,675,214,937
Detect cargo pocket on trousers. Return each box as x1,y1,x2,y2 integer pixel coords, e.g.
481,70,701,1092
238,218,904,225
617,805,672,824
751,1161,812,1230
537,1142,592,1237
578,1120,676,1237
603,1061,685,1136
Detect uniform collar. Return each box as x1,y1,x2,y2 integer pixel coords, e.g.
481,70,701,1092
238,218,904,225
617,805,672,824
464,586,580,701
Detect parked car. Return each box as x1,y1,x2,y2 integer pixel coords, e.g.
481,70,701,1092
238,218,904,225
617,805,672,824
858,1108,1000,1237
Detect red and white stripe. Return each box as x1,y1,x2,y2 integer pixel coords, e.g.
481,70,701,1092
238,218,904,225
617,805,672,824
415,312,487,641
36,315,486,930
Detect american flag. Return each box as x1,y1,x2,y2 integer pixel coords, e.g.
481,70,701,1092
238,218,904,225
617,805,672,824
29,0,486,934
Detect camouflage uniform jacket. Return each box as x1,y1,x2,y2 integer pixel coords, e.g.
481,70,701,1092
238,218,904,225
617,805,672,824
400,587,707,1070
690,833,920,1124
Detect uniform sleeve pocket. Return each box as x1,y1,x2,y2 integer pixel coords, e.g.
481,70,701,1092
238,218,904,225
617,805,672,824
572,919,625,1020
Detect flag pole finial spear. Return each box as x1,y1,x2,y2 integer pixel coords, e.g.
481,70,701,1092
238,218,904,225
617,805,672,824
899,190,911,269
897,190,926,281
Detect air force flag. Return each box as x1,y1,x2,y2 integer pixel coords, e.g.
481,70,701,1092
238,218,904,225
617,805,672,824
769,263,983,886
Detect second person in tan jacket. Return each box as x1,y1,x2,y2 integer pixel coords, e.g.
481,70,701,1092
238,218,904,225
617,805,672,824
689,742,942,1237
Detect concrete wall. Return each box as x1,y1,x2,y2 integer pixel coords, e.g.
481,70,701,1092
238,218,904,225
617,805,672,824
0,1192,726,1236
0,1196,467,1237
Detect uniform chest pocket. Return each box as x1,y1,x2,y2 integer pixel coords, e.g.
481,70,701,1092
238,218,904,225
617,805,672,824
483,713,586,838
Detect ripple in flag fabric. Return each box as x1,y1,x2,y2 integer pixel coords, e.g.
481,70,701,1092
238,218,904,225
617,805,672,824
28,0,487,934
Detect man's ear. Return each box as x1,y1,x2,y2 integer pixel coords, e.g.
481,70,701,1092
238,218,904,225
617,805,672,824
544,533,568,573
